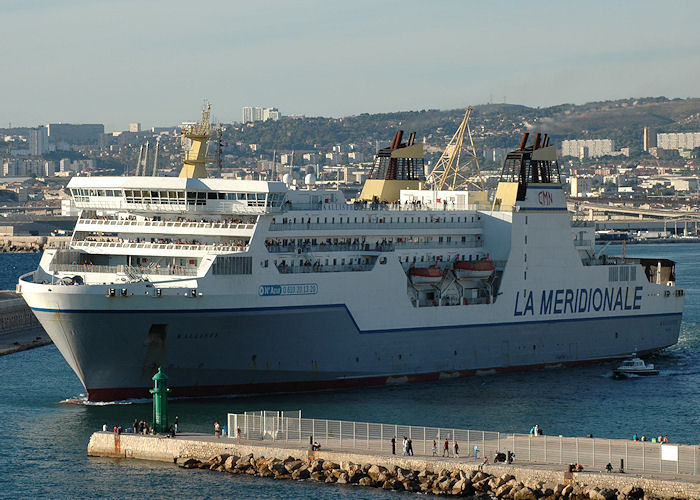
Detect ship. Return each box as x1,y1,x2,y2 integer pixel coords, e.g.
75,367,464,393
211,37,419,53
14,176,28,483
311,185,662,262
17,108,685,401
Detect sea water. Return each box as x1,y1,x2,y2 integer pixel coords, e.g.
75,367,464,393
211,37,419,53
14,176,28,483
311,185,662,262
1,245,698,499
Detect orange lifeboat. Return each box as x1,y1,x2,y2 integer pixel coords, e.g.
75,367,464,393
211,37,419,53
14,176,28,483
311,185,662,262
454,258,494,279
408,265,442,284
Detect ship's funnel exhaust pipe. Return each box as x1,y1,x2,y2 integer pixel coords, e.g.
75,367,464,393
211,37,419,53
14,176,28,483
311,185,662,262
533,133,541,150
390,130,404,150
518,133,529,151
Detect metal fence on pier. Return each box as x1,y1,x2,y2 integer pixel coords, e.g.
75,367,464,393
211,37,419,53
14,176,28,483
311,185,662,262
228,411,698,476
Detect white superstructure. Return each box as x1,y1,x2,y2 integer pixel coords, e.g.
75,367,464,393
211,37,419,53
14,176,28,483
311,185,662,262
18,133,684,401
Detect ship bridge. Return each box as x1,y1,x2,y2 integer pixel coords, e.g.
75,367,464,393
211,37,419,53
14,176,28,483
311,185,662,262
68,177,288,215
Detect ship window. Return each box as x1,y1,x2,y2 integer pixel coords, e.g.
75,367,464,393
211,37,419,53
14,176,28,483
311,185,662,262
207,192,217,199
524,271,527,280
524,254,527,262
609,267,619,282
525,235,528,244
218,192,225,199
525,216,528,224
212,256,252,275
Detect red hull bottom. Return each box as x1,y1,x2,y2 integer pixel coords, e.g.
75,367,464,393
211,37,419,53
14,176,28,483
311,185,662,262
86,356,627,402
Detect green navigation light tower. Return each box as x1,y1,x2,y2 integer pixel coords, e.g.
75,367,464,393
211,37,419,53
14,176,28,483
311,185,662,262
150,367,171,433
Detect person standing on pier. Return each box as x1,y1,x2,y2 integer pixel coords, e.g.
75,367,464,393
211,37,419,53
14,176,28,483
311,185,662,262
391,436,396,455
443,438,449,457
432,440,437,456
407,438,413,456
214,421,221,438
454,441,459,457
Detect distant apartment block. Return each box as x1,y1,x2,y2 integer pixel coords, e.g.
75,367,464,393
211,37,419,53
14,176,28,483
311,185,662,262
47,123,104,145
657,132,700,151
129,122,142,133
561,139,614,158
29,126,49,156
242,106,281,123
569,176,593,196
2,158,45,177
643,127,656,151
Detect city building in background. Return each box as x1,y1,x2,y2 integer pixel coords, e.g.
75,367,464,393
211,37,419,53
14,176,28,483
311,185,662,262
47,123,104,145
657,132,700,151
561,139,615,159
29,126,49,156
643,126,656,152
242,106,281,123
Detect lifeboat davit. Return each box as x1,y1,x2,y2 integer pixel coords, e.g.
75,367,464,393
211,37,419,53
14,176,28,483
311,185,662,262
454,259,494,279
408,266,442,284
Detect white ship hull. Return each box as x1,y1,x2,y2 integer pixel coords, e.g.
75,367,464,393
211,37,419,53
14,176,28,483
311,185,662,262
18,142,685,401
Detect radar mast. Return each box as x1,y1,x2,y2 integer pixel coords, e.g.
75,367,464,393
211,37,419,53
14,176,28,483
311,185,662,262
179,104,213,178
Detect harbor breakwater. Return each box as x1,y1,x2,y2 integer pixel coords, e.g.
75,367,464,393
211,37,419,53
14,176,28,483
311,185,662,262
87,432,699,499
0,235,70,252
0,290,49,355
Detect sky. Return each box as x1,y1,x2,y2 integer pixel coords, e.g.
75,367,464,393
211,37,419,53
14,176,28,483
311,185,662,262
1,0,699,132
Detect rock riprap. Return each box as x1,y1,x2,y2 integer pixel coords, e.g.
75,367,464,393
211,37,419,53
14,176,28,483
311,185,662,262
176,453,651,499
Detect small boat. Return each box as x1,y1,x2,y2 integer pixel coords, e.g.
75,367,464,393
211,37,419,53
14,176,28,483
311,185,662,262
613,357,659,378
454,258,494,279
408,266,442,284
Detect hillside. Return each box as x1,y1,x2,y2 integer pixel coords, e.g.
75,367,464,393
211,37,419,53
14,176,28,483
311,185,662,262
224,97,700,155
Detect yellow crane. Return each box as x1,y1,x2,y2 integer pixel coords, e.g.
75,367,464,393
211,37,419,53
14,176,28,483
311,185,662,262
428,107,484,191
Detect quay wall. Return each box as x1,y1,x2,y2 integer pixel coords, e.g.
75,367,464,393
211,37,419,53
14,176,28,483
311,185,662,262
0,291,41,332
0,235,70,252
87,432,699,499
0,290,50,356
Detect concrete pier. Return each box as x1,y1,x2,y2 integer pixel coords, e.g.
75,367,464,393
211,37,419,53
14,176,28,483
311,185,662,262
88,432,700,499
0,290,50,356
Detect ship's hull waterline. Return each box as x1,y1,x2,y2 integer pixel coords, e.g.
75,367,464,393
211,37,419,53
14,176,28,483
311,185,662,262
32,305,681,401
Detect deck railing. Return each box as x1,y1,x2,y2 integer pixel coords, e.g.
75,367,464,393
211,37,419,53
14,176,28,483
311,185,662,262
228,412,698,476
49,263,198,276
72,240,247,253
76,218,255,231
